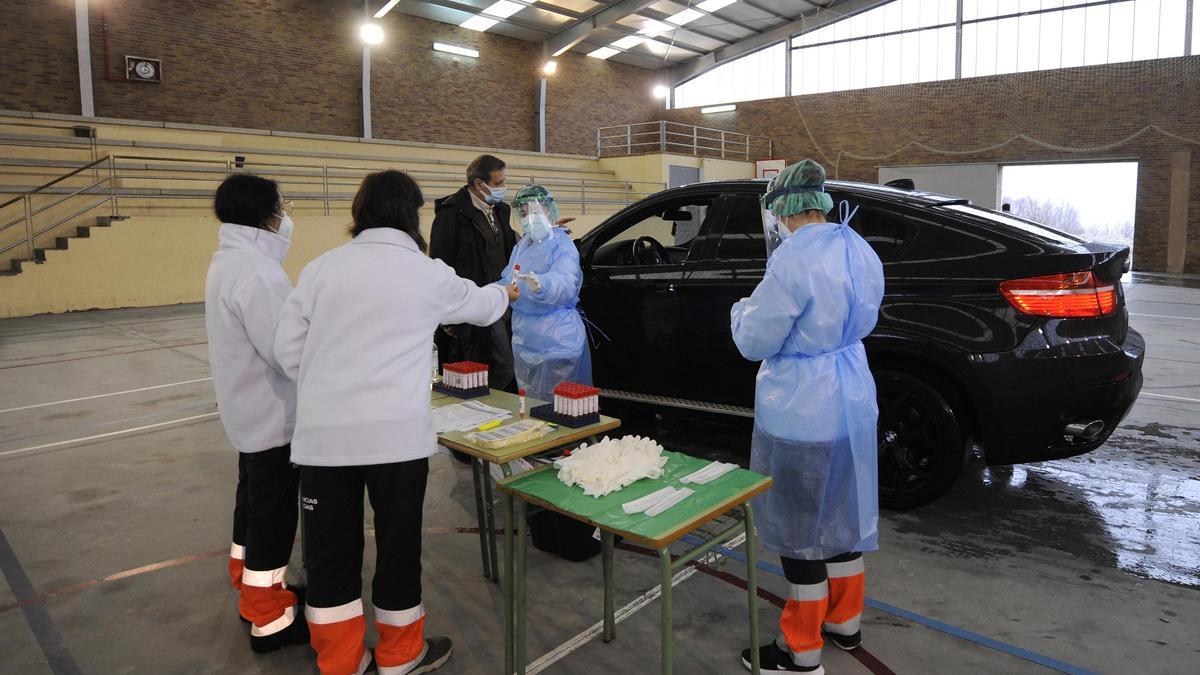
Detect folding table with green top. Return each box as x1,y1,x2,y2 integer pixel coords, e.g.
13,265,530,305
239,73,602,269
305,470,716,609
496,450,772,675
432,389,620,583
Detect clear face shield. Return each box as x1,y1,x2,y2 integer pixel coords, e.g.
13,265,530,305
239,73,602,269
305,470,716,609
518,199,553,243
761,181,834,258
761,176,790,259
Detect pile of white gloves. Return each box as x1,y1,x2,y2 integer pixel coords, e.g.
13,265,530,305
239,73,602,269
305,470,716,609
555,435,668,498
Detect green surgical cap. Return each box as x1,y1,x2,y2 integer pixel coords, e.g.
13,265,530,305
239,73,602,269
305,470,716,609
513,184,560,223
765,159,834,217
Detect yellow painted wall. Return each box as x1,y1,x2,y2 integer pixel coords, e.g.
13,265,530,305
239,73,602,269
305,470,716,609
598,153,752,187
0,208,622,318
0,215,352,318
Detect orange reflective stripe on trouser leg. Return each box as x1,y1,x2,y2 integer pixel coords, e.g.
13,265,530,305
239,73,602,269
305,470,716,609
824,557,865,635
374,604,428,673
307,599,369,675
239,566,298,635
777,580,828,668
228,543,245,591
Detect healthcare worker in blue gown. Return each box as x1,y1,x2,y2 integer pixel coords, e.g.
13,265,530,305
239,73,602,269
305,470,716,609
731,160,884,674
499,185,592,404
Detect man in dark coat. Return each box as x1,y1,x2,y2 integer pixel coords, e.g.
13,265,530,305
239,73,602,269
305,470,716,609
430,154,519,392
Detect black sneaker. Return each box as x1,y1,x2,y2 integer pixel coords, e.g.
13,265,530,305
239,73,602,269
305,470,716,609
822,630,862,651
411,637,453,673
740,642,823,673
248,604,310,654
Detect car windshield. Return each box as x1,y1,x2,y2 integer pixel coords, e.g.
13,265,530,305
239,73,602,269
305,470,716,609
943,204,1085,246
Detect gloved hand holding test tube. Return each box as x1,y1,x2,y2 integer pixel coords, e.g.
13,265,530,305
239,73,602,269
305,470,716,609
512,264,542,293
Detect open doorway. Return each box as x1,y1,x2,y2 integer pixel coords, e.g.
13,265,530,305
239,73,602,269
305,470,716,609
1000,162,1138,258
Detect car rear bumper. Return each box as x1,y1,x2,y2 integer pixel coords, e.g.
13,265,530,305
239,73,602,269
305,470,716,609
972,328,1145,466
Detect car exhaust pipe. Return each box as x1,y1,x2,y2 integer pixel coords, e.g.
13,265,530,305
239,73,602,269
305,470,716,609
1064,420,1105,440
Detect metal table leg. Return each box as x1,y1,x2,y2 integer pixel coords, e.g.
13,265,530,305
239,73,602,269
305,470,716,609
744,504,760,675
471,459,491,578
483,464,500,583
602,530,615,643
516,499,529,674
504,492,515,675
660,547,672,675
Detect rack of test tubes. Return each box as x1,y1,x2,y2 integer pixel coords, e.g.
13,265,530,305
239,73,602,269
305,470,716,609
433,361,490,399
530,382,601,428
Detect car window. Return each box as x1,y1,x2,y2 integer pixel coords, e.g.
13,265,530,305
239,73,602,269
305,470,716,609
716,194,767,261
843,205,913,262
843,199,1003,264
943,204,1086,246
590,196,716,266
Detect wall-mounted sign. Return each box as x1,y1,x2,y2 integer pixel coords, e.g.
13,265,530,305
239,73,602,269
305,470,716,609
125,56,162,83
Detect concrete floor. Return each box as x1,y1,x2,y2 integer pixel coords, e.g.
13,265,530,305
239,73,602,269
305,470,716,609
1,274,1197,674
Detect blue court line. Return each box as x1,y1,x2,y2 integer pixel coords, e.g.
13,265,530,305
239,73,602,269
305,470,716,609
680,534,1097,675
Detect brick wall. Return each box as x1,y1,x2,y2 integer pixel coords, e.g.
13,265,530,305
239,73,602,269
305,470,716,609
87,0,362,137
369,11,538,151
0,0,81,115
0,2,664,156
545,53,666,156
664,56,1200,273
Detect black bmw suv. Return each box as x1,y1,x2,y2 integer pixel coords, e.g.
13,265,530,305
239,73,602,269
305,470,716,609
575,179,1145,508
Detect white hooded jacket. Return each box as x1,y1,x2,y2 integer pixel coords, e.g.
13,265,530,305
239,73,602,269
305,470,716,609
204,223,296,453
274,227,508,467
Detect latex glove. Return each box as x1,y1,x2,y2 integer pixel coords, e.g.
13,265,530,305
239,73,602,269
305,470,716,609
524,272,542,293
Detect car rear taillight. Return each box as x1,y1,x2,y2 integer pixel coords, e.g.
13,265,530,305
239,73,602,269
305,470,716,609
999,271,1117,318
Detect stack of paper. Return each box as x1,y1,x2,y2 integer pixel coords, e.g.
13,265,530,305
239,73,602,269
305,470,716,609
432,401,511,433
680,461,738,485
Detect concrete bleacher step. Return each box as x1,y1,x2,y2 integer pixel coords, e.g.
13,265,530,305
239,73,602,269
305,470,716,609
3,215,126,276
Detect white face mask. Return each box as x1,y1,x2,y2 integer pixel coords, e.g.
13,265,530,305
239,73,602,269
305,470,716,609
478,180,507,205
274,213,294,241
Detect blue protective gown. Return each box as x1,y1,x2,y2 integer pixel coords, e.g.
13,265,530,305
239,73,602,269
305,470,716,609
730,221,884,560
500,227,592,403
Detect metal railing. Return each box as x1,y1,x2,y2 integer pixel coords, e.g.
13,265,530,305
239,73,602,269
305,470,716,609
0,155,117,265
597,121,772,161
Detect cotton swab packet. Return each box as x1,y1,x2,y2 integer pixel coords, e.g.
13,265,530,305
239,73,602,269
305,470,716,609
622,486,680,514
680,461,738,485
644,487,695,517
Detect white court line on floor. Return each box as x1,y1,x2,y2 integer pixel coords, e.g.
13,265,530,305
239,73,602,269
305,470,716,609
1141,393,1200,405
0,413,219,459
1130,313,1200,321
526,533,746,674
0,378,213,415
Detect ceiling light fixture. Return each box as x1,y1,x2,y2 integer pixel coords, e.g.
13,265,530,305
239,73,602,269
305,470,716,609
638,19,672,37
611,36,644,50
482,0,524,19
374,0,402,18
701,104,736,113
588,46,620,59
460,15,499,31
542,60,558,75
433,42,480,58
359,22,385,45
666,8,704,26
697,0,737,12
652,85,670,99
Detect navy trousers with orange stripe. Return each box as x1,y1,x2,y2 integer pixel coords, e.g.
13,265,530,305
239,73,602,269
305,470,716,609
231,446,302,638
300,459,429,675
775,553,865,668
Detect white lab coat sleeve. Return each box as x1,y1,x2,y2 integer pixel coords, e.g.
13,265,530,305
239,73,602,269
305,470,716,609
730,262,808,362
273,266,314,382
435,259,509,327
232,271,292,373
